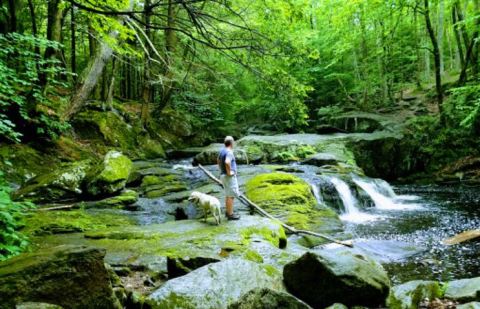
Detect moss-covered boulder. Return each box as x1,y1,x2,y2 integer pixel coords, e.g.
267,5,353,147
386,280,444,309
72,110,136,151
458,302,480,309
246,172,342,246
0,245,121,309
86,151,132,197
82,216,287,267
14,160,92,203
16,302,63,309
228,288,312,309
193,143,250,165
23,209,133,236
445,277,480,302
283,251,390,308
146,259,284,309
84,189,138,209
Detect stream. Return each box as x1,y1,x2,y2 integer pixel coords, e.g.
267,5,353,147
102,158,480,285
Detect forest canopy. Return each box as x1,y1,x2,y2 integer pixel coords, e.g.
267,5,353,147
1,0,480,141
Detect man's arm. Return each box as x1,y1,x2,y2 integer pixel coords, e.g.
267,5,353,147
225,158,232,176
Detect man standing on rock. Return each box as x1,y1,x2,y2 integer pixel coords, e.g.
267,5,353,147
218,136,241,220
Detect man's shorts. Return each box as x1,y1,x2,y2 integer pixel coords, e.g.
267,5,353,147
220,174,240,198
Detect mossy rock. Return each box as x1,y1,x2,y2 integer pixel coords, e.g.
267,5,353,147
386,280,444,309
444,277,480,302
84,189,139,209
72,110,136,151
0,245,121,309
228,288,312,309
146,259,284,309
22,209,133,236
86,151,133,197
245,172,342,246
136,135,165,160
14,160,92,203
283,251,391,308
0,144,58,184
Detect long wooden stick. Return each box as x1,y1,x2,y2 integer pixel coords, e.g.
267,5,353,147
198,164,353,248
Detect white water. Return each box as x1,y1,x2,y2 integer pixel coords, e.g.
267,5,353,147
329,177,379,223
310,183,323,205
354,178,423,210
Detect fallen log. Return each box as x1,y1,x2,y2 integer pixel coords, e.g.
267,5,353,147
34,204,78,211
197,164,353,248
443,229,480,245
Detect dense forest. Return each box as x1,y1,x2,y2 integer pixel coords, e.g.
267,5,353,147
1,0,480,308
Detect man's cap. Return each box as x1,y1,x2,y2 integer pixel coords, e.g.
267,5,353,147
224,136,234,143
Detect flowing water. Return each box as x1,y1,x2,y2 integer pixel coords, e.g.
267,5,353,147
121,159,480,284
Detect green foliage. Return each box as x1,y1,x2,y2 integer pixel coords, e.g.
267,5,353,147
445,83,480,130
0,33,70,142
0,171,34,260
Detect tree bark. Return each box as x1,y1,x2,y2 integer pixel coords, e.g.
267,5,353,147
140,0,152,126
452,3,465,69
62,0,133,121
70,5,76,78
27,0,41,79
438,0,445,74
424,0,443,116
157,0,177,111
40,0,64,86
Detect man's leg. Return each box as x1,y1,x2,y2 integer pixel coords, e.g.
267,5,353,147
226,197,234,216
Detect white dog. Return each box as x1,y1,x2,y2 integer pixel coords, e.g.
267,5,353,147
188,191,222,225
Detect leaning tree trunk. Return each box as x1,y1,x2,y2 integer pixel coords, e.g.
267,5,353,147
62,0,133,121
424,0,443,117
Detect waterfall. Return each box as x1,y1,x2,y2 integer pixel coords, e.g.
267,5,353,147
329,177,378,223
354,178,422,210
310,183,323,205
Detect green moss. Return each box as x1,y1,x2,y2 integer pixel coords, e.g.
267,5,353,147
141,175,162,187
246,172,343,246
87,151,133,196
23,209,133,236
243,250,264,263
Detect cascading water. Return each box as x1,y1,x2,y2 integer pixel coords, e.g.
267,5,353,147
310,183,323,205
329,177,379,223
354,178,422,210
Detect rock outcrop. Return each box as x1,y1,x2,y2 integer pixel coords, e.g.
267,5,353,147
246,172,343,247
0,245,120,309
13,160,91,203
444,277,480,302
146,259,284,309
228,288,312,309
86,151,132,196
283,251,390,308
386,280,443,309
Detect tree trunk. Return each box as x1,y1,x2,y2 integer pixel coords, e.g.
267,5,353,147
27,0,41,79
62,0,133,121
40,0,64,86
424,0,443,116
158,0,177,111
7,0,17,32
438,0,445,74
452,3,465,69
141,0,152,126
70,5,76,79
106,58,117,111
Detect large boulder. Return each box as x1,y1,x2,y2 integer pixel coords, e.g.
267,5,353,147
86,151,132,196
13,160,91,203
228,288,312,309
146,259,284,308
0,245,120,309
386,280,443,309
283,251,390,308
82,216,287,273
193,143,251,165
458,302,480,309
445,277,480,302
246,172,343,247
